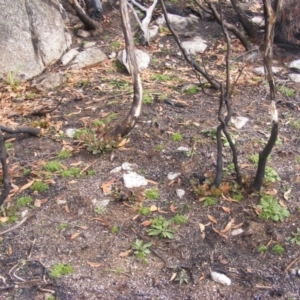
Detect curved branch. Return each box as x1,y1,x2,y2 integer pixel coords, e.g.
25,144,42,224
0,131,10,206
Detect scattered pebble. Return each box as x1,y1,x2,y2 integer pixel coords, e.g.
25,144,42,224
122,162,135,171
110,166,122,173
21,210,29,218
109,52,116,59
168,172,181,180
211,271,231,286
177,146,190,152
231,228,244,236
65,128,76,138
231,116,249,129
176,189,185,198
57,199,67,205
92,199,110,207
123,172,148,188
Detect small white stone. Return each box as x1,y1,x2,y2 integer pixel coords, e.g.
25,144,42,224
251,16,264,25
168,172,180,180
176,189,185,198
61,48,79,65
253,66,282,75
123,172,148,188
231,116,249,129
83,42,96,48
288,73,300,83
110,166,122,173
211,271,231,286
231,228,244,236
108,52,116,59
57,199,67,205
122,162,136,171
65,128,76,138
177,147,190,152
92,199,110,207
21,210,29,218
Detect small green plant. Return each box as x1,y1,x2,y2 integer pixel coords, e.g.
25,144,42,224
175,269,188,285
264,166,281,183
145,189,159,200
131,239,152,263
30,181,49,193
296,156,300,165
154,144,163,151
26,92,36,99
203,197,217,206
94,206,106,215
111,226,119,234
73,128,91,140
23,168,31,175
184,85,198,95
109,41,121,50
57,150,71,159
17,196,33,207
60,167,81,178
202,128,216,139
44,161,61,172
57,223,68,231
290,119,300,130
6,66,22,87
287,228,300,246
142,91,153,104
171,214,187,225
147,216,175,239
277,85,295,97
257,244,267,253
232,192,243,201
5,143,13,149
257,195,290,222
49,263,73,278
248,154,259,164
151,74,171,82
45,294,55,300
138,206,151,215
86,170,95,176
272,244,284,255
171,133,183,142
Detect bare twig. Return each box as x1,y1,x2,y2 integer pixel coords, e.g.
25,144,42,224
0,130,10,206
0,212,35,235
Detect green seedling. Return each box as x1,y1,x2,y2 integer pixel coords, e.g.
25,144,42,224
49,263,73,278
184,85,198,95
290,120,300,130
57,223,68,231
5,143,13,149
264,166,281,183
175,269,188,285
171,214,187,225
45,295,55,300
109,41,121,50
30,181,49,193
277,85,295,97
73,128,91,140
26,92,36,99
131,239,152,263
147,216,175,239
272,244,284,255
171,133,183,142
248,154,259,164
86,170,95,176
145,189,159,200
143,91,153,104
94,206,106,215
111,226,119,234
287,228,300,246
57,150,71,159
257,244,267,253
257,195,290,222
202,128,217,139
296,156,300,164
23,168,31,175
151,74,171,82
138,206,151,215
203,197,217,206
44,161,61,172
17,196,33,207
60,167,80,178
154,145,163,151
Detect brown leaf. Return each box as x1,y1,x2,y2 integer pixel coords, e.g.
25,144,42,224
219,182,231,193
141,220,152,227
199,223,205,232
240,164,251,169
101,178,115,195
118,138,130,148
221,218,235,233
170,204,176,213
0,217,9,223
232,222,243,229
150,205,158,212
146,179,158,185
170,272,177,281
212,226,228,239
87,261,102,268
207,214,217,224
19,180,35,192
71,232,81,240
119,249,132,257
222,206,231,213
168,179,176,186
65,204,70,213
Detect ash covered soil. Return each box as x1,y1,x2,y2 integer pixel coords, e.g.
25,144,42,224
0,1,300,300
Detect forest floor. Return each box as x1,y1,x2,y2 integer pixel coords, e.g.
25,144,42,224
0,1,300,300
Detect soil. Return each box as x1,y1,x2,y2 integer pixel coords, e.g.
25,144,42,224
0,1,300,300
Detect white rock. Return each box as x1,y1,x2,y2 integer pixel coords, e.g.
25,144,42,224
231,116,249,129
57,199,67,205
83,42,96,48
253,66,282,76
123,172,148,188
71,48,107,70
156,13,199,32
34,73,63,91
149,25,159,39
288,73,300,83
177,147,190,152
65,128,76,138
110,166,122,173
77,29,90,38
288,59,300,71
251,16,264,25
108,52,117,59
91,199,110,207
182,36,207,54
176,189,185,198
21,210,29,218
122,162,135,171
211,271,231,286
231,228,244,236
168,172,180,180
61,48,79,65
117,49,150,73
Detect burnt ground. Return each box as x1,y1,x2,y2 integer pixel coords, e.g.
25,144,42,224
0,1,300,300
